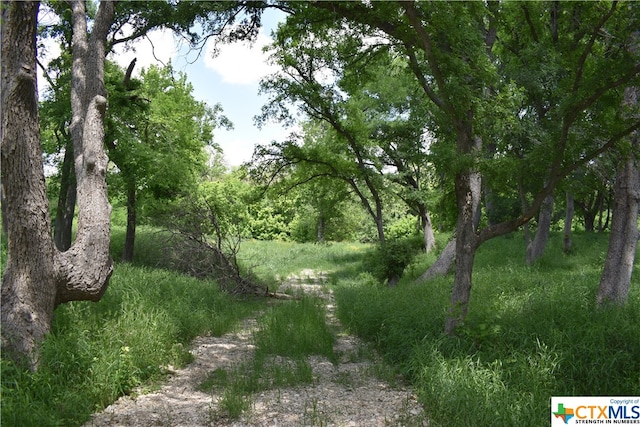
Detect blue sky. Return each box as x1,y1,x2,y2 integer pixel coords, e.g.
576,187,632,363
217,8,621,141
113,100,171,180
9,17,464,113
107,9,290,167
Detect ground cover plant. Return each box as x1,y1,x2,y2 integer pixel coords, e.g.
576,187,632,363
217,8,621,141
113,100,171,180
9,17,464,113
2,229,638,427
1,228,262,427
333,232,640,427
199,296,335,421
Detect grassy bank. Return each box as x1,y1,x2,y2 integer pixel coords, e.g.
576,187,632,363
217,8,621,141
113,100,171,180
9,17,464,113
333,232,640,426
1,229,263,427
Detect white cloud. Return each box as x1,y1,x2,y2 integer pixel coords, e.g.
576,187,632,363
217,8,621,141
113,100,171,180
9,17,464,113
203,30,278,85
108,28,178,75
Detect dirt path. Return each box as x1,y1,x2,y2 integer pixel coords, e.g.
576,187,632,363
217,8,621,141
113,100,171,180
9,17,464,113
83,270,428,427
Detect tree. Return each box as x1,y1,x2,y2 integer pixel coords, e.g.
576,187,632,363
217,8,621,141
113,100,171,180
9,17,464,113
1,0,115,369
1,0,285,368
105,62,228,262
308,1,640,334
597,79,640,305
257,15,442,250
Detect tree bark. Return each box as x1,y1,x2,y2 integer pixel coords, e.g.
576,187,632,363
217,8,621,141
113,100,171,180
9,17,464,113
444,124,482,335
54,0,115,306
53,138,77,251
597,87,640,305
526,192,554,265
416,238,456,282
122,181,136,262
445,165,481,335
1,1,57,370
563,192,574,253
1,0,115,369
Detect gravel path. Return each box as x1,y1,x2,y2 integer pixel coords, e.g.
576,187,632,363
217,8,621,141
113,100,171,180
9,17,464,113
83,270,428,427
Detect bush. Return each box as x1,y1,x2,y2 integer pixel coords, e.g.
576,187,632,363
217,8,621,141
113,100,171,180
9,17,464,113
364,236,424,286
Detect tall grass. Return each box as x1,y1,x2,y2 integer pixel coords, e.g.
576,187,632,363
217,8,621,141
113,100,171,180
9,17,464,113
1,229,262,427
3,228,638,427
334,232,640,427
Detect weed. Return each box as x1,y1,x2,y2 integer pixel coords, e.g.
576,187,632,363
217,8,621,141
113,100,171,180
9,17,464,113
303,397,332,426
333,232,640,427
2,229,262,427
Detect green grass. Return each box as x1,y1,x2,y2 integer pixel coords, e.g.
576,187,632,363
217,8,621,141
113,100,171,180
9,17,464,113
1,229,262,427
237,239,370,287
3,228,639,427
199,296,335,421
333,232,640,427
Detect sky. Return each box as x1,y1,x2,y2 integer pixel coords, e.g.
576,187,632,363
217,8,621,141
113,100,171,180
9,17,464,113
118,9,294,167
40,8,291,168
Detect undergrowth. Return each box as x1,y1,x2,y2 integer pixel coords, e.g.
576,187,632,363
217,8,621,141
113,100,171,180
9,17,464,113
333,232,640,427
3,229,638,427
1,229,261,427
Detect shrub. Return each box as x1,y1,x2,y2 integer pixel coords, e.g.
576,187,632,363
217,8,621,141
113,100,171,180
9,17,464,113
364,236,424,286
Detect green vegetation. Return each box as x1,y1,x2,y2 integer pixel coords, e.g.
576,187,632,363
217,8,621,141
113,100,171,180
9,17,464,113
1,230,261,427
334,232,640,427
2,229,638,426
2,228,640,426
199,296,335,421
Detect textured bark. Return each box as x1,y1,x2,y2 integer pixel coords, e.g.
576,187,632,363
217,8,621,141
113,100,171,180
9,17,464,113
53,139,77,251
1,0,116,368
122,181,136,262
445,166,481,336
526,192,554,265
597,148,639,305
563,192,574,253
597,86,640,305
54,0,115,306
443,125,482,335
1,1,57,370
416,238,456,283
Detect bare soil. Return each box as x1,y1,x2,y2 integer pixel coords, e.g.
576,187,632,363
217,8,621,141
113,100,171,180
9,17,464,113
83,270,428,427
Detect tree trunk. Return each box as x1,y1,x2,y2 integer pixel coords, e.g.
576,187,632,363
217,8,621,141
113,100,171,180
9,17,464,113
1,0,115,369
584,209,597,232
526,192,554,265
55,0,115,306
1,1,58,370
53,138,77,251
416,238,456,282
563,192,574,253
122,181,136,262
597,86,640,305
445,168,480,335
444,127,481,336
420,206,436,253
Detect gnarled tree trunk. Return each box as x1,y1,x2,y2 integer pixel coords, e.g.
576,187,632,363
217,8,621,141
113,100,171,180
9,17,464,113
1,0,115,369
